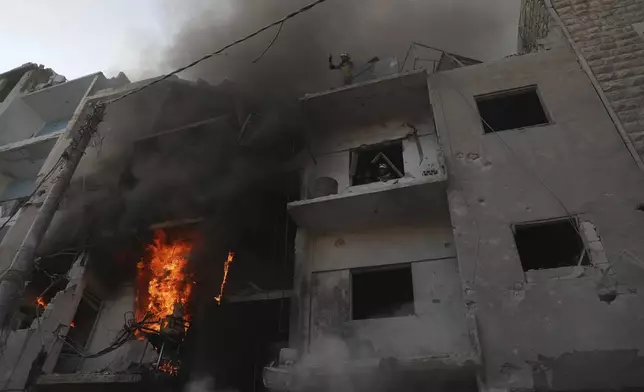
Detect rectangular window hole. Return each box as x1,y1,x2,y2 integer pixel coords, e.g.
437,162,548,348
350,141,404,186
476,86,549,133
514,218,589,271
65,291,101,350
351,264,414,320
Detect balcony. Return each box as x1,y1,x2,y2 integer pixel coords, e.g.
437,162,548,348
288,175,447,232
288,70,447,232
0,136,58,202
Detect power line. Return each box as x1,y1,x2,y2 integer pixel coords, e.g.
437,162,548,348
106,0,329,105
253,22,285,64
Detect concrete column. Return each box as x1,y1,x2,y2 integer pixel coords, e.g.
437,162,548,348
289,228,313,355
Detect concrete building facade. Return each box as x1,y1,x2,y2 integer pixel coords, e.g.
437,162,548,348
0,67,285,391
433,46,644,390
280,71,479,391
267,9,644,392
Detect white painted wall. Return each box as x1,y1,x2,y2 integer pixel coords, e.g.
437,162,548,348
0,172,12,200
22,74,97,123
0,68,38,118
0,99,44,145
0,73,110,147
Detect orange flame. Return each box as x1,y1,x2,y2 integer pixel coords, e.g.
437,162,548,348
70,321,76,328
36,297,46,309
159,361,179,376
214,251,235,305
137,230,193,330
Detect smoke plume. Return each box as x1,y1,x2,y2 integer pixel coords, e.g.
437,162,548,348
142,0,520,98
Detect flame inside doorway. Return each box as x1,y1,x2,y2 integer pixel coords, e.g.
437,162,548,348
136,230,193,330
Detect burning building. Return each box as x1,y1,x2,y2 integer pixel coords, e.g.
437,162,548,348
2,1,644,391
0,65,298,391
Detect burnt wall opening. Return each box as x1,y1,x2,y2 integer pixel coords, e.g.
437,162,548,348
72,188,296,385
15,252,78,329
184,299,289,392
30,80,301,389
476,86,549,133
513,218,588,271
351,141,405,186
352,264,414,320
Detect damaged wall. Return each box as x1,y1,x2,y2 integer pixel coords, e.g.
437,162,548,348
39,78,242,247
0,255,87,390
431,46,644,390
307,225,472,362
0,74,302,389
289,72,475,374
0,72,130,272
78,285,143,374
301,72,444,201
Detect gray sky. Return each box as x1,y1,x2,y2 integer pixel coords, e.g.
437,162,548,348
0,0,520,84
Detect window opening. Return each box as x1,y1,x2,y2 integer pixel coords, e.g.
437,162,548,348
476,86,549,133
513,218,589,271
350,141,404,185
17,252,77,329
54,291,101,374
65,291,101,349
352,264,414,320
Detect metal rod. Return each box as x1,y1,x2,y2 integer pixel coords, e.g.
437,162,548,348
138,339,150,366
156,340,166,369
371,152,404,178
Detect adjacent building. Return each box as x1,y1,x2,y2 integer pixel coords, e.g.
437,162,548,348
0,64,128,240
519,0,644,166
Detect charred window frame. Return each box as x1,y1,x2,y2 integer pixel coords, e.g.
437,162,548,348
475,85,550,133
350,140,405,186
512,217,589,272
65,291,102,350
17,251,80,330
54,290,101,373
351,264,415,320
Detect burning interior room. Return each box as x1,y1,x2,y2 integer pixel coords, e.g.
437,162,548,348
11,79,300,391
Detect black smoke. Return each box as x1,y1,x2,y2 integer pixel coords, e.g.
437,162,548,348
33,2,521,389
152,0,520,98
